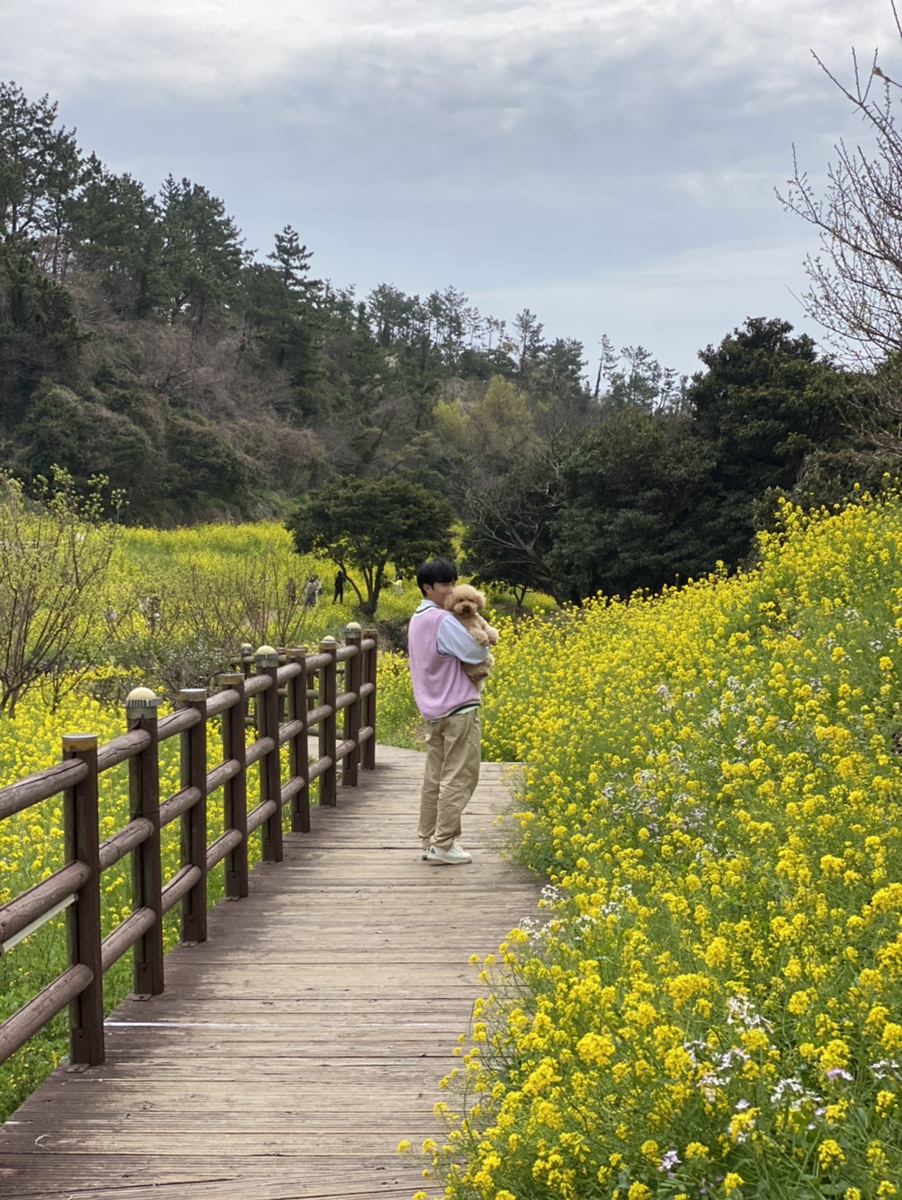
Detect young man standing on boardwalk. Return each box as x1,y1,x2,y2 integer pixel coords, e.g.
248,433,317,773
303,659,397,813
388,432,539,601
408,557,489,865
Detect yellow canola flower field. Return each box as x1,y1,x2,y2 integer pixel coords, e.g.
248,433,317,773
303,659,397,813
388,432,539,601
421,493,902,1199
0,679,263,1122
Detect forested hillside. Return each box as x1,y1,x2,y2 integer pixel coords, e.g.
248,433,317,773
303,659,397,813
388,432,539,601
0,81,890,602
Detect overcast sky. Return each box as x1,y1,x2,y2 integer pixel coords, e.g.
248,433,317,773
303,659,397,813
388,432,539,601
0,0,895,379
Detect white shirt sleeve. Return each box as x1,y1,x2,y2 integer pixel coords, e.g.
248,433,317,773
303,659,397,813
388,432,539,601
436,612,489,664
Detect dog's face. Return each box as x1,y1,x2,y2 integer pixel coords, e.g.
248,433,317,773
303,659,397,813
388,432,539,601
448,583,485,618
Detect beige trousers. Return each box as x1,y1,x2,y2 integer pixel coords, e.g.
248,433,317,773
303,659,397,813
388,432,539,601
417,709,481,851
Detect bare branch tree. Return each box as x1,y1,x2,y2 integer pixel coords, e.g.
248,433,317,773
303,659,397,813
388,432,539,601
778,7,902,365
777,4,902,454
0,469,120,715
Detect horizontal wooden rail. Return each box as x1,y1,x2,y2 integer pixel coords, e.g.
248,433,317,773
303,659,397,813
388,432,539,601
278,718,305,745
97,729,152,772
0,628,379,1070
161,865,203,914
207,757,242,792
207,827,244,871
158,785,202,827
308,756,333,783
0,862,91,948
99,817,156,871
335,738,357,763
247,798,279,834
280,775,307,805
206,688,240,718
101,907,157,973
246,735,276,767
0,759,89,821
0,965,94,1062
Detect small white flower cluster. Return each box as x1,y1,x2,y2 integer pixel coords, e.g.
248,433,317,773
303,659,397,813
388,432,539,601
769,1076,817,1109
538,884,562,909
696,1047,751,1104
870,1057,901,1082
702,707,722,729
726,994,772,1031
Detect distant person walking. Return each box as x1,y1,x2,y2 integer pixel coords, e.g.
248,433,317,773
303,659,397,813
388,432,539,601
303,575,322,608
333,569,346,604
408,557,489,866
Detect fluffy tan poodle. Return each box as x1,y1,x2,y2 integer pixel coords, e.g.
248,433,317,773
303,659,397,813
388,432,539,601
445,583,499,687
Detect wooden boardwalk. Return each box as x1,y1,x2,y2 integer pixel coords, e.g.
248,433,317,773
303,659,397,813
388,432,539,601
0,746,540,1200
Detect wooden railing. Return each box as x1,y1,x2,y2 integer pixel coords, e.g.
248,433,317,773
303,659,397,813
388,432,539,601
0,625,377,1070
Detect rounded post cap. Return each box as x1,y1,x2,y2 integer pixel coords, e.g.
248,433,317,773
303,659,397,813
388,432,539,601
125,685,160,717
240,642,253,656
344,621,362,636
255,643,279,667
319,635,338,647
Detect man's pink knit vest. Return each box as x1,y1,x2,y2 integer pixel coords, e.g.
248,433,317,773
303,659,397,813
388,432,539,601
408,605,479,720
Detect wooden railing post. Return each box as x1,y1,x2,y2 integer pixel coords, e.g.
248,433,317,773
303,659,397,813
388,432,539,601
220,672,249,899
179,688,208,944
343,623,362,788
285,649,310,833
124,687,164,998
318,636,338,807
363,627,379,770
62,732,104,1067
240,642,254,679
255,644,283,862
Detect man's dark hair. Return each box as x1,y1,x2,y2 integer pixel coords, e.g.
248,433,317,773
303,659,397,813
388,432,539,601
416,557,458,593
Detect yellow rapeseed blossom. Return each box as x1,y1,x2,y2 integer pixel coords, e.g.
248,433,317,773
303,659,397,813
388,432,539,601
417,493,902,1198
9,499,902,1192
818,1139,845,1168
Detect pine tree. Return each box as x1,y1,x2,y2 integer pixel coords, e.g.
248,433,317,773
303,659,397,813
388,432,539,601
158,175,245,329
68,154,164,317
0,81,82,276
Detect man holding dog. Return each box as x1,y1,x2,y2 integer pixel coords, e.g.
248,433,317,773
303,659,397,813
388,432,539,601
408,557,488,866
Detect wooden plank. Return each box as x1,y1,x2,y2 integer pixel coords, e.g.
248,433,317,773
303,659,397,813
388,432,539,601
0,750,540,1200
1,1131,438,1153
0,1155,429,1199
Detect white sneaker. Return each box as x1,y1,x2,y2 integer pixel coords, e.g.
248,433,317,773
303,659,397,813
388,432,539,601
421,838,467,859
426,843,472,865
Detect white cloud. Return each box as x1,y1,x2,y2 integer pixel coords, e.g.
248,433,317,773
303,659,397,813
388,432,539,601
0,0,892,374
1,0,891,99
